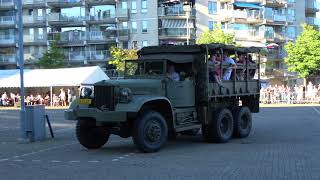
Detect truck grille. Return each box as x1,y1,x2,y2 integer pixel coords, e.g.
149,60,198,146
94,85,115,111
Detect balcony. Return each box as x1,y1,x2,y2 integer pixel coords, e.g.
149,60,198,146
86,0,116,6
159,28,196,40
47,0,83,8
306,0,320,13
220,9,262,24
262,14,287,25
24,35,47,45
115,9,129,21
22,0,46,8
87,50,110,61
48,13,86,27
158,6,196,19
0,16,15,28
265,33,286,42
0,54,15,64
87,31,117,44
48,31,86,46
23,16,46,27
306,17,320,26
233,30,264,42
87,11,116,24
0,0,15,10
65,51,86,61
0,35,16,47
118,29,129,41
263,0,286,8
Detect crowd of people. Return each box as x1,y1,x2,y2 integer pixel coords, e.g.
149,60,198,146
260,82,320,104
0,88,77,107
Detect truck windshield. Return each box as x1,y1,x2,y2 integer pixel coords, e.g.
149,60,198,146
125,61,165,77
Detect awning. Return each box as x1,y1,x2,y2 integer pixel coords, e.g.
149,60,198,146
0,66,109,88
234,2,261,9
161,19,194,28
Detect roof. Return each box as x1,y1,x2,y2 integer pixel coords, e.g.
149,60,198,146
138,44,263,57
0,66,109,88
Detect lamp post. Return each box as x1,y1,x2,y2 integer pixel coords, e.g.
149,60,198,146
17,0,26,139
183,3,191,45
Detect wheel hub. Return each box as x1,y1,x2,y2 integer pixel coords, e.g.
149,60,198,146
145,120,161,143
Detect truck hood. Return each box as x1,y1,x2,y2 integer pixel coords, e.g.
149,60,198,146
95,79,164,95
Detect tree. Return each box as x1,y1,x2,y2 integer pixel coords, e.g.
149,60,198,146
38,36,65,69
196,25,235,45
285,24,320,79
108,46,138,72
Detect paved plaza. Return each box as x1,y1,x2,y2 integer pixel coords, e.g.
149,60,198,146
0,107,320,180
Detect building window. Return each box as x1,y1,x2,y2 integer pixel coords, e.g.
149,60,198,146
122,21,128,29
141,0,147,13
123,41,128,49
38,28,44,39
28,9,33,16
132,41,138,49
208,21,215,30
208,1,217,14
37,9,43,17
122,1,128,9
131,0,137,13
287,26,296,39
131,21,137,33
142,40,148,47
142,20,148,33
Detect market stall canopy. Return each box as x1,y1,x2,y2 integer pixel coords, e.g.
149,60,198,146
0,66,109,88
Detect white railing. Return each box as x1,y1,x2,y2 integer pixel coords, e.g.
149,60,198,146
0,36,15,44
23,16,45,24
0,0,14,6
47,0,81,3
0,16,15,25
0,54,15,63
48,13,86,22
273,15,286,22
220,9,262,20
64,50,110,61
23,0,45,5
24,35,45,43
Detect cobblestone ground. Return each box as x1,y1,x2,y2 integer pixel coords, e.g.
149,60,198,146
0,107,319,180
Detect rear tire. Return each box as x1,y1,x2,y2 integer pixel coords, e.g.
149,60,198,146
76,120,110,149
132,111,168,153
202,108,234,143
233,106,252,138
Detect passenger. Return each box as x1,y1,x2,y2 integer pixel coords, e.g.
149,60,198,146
208,54,223,87
247,54,256,79
167,64,180,81
222,52,237,81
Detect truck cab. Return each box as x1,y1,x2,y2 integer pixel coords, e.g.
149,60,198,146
65,44,261,153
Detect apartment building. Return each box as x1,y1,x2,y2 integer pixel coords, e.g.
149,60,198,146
0,0,196,69
195,0,319,80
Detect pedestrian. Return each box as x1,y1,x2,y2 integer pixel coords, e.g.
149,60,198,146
59,89,66,106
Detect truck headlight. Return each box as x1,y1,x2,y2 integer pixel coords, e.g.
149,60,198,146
119,88,132,103
80,87,93,98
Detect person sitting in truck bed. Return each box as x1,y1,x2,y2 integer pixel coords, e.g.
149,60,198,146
208,53,223,87
167,64,180,81
222,52,237,81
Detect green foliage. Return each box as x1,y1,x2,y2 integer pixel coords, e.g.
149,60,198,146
38,36,65,69
285,24,320,78
108,46,138,72
196,25,235,45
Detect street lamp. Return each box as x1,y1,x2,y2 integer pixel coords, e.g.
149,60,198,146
17,0,26,139
183,2,191,45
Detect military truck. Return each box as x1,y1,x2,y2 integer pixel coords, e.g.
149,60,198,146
65,44,261,153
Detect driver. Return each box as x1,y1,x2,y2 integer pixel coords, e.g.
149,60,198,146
167,64,180,81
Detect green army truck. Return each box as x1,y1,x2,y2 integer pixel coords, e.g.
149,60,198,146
65,44,262,153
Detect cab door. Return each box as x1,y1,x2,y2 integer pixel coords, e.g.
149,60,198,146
166,80,195,107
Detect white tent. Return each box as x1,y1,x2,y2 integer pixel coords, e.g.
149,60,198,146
0,66,109,106
0,66,109,88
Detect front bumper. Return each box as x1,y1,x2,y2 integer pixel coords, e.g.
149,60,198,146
65,108,127,122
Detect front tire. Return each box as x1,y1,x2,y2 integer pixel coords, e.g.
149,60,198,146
233,106,252,138
132,111,168,153
202,108,234,143
76,120,110,149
